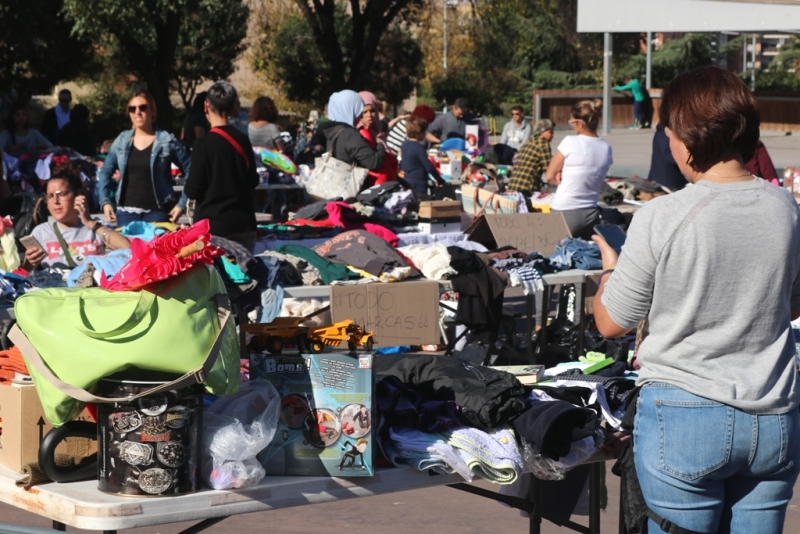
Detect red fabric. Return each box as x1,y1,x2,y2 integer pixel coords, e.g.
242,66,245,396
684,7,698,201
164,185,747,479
101,219,223,291
745,141,778,182
325,201,399,246
283,218,338,228
358,127,398,188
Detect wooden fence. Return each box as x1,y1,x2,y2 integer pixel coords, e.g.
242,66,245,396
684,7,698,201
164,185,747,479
534,88,800,132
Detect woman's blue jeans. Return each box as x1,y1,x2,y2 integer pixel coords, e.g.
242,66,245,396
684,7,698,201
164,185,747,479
634,383,800,534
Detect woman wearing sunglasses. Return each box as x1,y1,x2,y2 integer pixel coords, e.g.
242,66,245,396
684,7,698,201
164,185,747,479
97,91,191,226
24,164,129,271
545,99,613,239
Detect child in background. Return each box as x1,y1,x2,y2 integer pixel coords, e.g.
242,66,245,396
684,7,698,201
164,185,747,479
400,116,445,195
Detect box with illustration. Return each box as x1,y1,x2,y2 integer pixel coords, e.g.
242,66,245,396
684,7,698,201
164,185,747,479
255,351,374,477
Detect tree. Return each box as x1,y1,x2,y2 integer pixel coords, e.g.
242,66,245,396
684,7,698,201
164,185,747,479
619,34,714,88
291,0,426,93
0,0,93,103
254,8,423,107
173,0,249,109
63,0,248,129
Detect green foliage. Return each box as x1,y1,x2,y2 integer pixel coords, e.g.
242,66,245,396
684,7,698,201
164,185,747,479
173,0,249,108
441,0,639,109
618,33,714,88
0,0,93,102
254,9,423,107
80,81,135,144
63,0,248,130
750,67,800,93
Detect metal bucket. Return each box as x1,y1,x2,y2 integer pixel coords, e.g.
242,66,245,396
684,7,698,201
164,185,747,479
39,378,203,497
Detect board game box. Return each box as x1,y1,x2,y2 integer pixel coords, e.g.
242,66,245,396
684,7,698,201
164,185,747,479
254,351,374,477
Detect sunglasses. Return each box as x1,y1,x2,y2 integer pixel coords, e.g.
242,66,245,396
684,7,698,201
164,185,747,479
128,104,148,113
46,190,74,202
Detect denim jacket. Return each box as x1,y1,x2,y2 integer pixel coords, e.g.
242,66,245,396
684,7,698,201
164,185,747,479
97,128,190,210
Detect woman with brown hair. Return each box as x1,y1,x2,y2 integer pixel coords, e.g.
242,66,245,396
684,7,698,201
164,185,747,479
97,90,191,225
248,96,284,151
24,164,129,271
545,99,612,239
593,66,800,533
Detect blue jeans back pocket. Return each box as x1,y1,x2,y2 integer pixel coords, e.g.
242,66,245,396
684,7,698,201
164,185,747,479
656,400,734,481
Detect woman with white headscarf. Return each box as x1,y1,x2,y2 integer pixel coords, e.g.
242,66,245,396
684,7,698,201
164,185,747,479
316,90,385,171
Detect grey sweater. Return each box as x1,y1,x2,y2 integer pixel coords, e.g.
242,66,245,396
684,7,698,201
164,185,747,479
602,178,800,414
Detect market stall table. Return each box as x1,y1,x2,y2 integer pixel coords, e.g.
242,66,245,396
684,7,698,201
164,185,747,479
0,456,608,534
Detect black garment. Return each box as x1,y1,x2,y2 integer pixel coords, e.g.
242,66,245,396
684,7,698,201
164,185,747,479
447,247,507,343
294,198,338,221
512,400,598,460
40,108,59,143
313,229,417,277
375,354,528,430
318,121,385,171
356,182,402,207
56,122,94,156
648,124,687,191
119,142,159,211
558,369,636,410
182,111,209,150
210,235,255,273
185,125,259,238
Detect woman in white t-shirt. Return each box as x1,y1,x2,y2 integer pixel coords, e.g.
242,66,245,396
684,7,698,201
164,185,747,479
545,99,613,239
23,165,130,271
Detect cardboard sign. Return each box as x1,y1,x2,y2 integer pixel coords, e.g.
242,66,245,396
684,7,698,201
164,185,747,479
330,281,440,347
466,213,571,256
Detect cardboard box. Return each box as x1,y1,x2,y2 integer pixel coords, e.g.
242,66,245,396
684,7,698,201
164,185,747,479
465,212,572,256
256,352,374,477
418,201,462,220
330,280,440,347
0,383,96,472
440,159,463,180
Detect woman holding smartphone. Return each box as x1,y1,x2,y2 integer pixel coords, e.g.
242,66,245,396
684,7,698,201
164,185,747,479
97,91,191,226
24,164,129,271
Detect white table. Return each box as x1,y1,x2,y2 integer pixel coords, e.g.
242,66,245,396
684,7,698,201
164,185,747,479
0,458,607,534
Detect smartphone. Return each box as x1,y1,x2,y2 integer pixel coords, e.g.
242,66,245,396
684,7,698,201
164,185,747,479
20,235,44,251
594,224,627,255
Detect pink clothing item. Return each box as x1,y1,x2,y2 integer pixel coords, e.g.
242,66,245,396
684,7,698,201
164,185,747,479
358,91,380,111
326,201,399,246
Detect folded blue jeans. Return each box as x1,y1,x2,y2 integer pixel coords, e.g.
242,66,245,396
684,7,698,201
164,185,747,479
634,383,800,534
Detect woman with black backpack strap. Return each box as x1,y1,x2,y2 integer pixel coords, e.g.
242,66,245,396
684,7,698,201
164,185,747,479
593,66,800,534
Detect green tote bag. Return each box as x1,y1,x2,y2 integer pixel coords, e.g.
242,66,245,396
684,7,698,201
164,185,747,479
10,264,240,426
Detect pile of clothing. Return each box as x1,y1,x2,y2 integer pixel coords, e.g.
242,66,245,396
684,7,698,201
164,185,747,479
372,353,637,496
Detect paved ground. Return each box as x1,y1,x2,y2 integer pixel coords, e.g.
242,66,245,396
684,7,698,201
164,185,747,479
549,127,800,178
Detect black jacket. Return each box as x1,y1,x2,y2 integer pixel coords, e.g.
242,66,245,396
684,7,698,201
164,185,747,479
40,108,59,144
318,121,385,171
648,124,687,191
185,125,259,237
375,354,528,430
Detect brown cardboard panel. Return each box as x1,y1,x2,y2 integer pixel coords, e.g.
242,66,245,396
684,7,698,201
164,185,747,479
466,213,572,256
330,281,440,347
0,384,96,472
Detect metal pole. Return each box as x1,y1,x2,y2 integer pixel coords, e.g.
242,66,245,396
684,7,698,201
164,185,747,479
645,31,652,90
742,33,747,73
751,33,757,91
443,1,448,71
603,32,613,135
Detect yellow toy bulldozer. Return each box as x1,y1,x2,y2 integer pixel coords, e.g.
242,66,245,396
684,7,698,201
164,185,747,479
242,318,375,354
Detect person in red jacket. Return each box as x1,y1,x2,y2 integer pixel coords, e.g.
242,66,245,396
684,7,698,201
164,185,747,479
745,140,779,184
357,91,398,188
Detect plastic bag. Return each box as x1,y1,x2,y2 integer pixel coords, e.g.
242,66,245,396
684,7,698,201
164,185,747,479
200,380,281,489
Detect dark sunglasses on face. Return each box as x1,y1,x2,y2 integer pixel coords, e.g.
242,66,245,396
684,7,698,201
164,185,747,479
128,104,148,113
